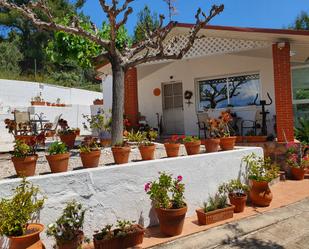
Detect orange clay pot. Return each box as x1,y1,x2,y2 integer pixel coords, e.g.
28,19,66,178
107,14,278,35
220,136,236,151
290,167,306,180
46,153,70,173
204,138,220,153
80,150,101,168
111,146,131,164
228,193,247,213
59,134,77,149
184,141,201,155
138,144,156,160
9,223,44,249
11,155,38,177
164,143,180,157
249,180,273,207
57,231,84,249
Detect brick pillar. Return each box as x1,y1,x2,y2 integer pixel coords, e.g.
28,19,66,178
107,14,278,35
272,42,294,142
124,67,138,127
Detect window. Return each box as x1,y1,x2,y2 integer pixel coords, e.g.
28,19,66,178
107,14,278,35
197,73,260,110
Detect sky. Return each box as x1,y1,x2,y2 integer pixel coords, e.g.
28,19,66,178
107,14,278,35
81,0,309,35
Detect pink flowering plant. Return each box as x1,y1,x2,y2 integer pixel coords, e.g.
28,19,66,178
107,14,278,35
145,172,185,209
286,142,309,169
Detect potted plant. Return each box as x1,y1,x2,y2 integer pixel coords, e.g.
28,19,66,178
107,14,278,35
125,130,145,146
80,136,101,168
286,142,309,180
11,134,44,177
196,192,234,225
244,153,279,207
57,119,78,149
4,119,36,144
145,172,187,236
93,220,144,249
164,135,183,158
75,128,81,136
46,141,70,173
138,130,158,161
111,141,131,164
31,94,45,106
204,118,221,153
93,98,104,105
218,179,249,213
83,111,112,147
47,200,86,249
182,136,201,155
0,178,45,249
218,111,237,150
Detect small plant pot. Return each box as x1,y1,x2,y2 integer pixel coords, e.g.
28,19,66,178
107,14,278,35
31,101,45,106
220,136,236,151
155,206,187,236
100,138,112,147
14,135,36,145
139,144,156,160
229,193,247,213
59,134,77,149
196,205,235,225
204,138,220,153
80,150,101,168
93,225,144,249
290,167,306,180
184,141,201,155
46,102,51,106
249,180,273,207
9,223,44,249
11,155,38,177
164,143,180,157
93,99,104,105
46,153,70,173
57,231,84,249
236,136,243,143
111,146,131,164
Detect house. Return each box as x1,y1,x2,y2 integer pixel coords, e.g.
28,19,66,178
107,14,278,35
97,24,309,143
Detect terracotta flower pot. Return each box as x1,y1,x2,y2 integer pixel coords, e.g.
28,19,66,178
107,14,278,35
93,225,144,249
184,141,201,155
139,144,156,160
75,130,80,136
204,138,220,153
164,143,180,157
236,136,243,143
290,167,306,180
31,101,45,106
100,138,112,147
80,150,101,168
111,146,131,164
155,206,187,236
229,193,247,213
14,135,36,145
249,180,273,207
59,134,77,149
220,136,236,151
57,231,84,249
196,205,234,225
93,99,104,105
46,153,70,173
9,223,44,249
11,155,38,177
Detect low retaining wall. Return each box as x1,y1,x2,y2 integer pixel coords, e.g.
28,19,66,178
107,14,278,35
0,146,262,246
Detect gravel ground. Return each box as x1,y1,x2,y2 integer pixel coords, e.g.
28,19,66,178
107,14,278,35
0,142,207,180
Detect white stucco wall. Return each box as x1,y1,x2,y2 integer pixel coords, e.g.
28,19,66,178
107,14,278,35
0,146,263,247
137,54,276,136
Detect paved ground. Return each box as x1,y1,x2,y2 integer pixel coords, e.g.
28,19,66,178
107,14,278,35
151,197,309,249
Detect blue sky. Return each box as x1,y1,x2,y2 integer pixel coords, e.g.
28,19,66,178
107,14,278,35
82,0,309,34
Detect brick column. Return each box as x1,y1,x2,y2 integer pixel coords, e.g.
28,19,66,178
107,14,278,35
124,67,139,127
272,42,294,142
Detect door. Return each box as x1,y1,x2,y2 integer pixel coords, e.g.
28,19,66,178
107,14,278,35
162,82,185,134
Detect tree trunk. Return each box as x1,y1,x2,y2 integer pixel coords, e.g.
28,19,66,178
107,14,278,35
111,62,125,145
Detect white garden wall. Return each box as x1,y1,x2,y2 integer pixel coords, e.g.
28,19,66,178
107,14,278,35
137,54,275,136
0,146,262,247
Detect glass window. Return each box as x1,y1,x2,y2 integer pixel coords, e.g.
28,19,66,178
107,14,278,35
197,74,260,110
292,67,309,100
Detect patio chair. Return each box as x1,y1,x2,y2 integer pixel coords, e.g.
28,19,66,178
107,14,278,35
13,111,32,135
197,112,210,139
42,114,62,137
240,109,262,136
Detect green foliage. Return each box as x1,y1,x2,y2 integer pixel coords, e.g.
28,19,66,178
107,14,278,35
0,178,45,237
290,11,309,30
126,130,145,143
83,110,112,139
145,172,185,209
12,140,33,158
203,193,227,213
47,200,86,245
0,39,23,75
218,179,249,197
243,153,279,182
295,118,309,143
182,136,200,143
79,136,99,153
94,220,139,241
133,5,159,42
48,141,68,155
